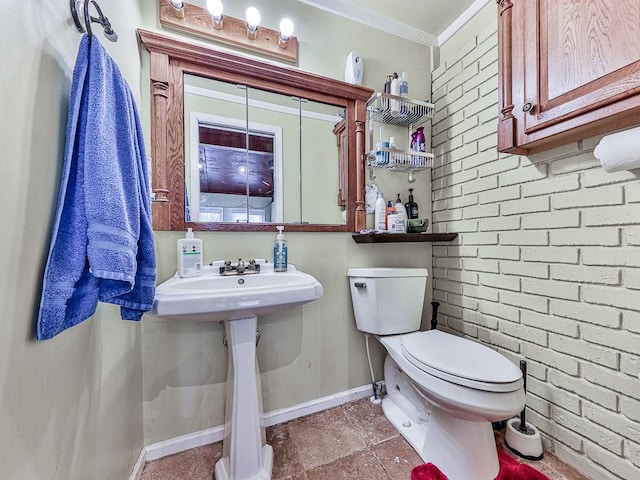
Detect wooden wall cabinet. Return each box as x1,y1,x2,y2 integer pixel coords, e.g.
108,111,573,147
497,0,640,154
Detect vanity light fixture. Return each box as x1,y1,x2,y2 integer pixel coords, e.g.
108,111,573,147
206,0,223,29
245,7,261,40
278,18,294,48
158,0,298,64
169,0,185,18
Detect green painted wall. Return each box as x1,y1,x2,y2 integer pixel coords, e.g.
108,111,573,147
0,2,146,479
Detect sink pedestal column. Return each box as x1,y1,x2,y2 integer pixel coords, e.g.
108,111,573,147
215,316,273,480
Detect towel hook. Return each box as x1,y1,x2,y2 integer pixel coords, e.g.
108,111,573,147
70,0,118,42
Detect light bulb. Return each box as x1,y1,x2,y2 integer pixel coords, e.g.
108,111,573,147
279,18,294,40
206,0,223,21
245,7,261,30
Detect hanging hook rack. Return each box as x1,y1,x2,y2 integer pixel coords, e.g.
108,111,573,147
70,0,118,42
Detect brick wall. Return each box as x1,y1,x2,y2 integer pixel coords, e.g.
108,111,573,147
431,11,640,480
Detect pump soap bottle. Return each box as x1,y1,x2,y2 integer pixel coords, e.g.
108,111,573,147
274,226,288,272
405,188,419,219
394,194,408,233
177,228,203,277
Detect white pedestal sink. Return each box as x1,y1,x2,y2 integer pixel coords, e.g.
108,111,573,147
150,262,323,480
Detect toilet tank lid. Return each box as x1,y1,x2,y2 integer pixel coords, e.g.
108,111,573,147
347,267,428,278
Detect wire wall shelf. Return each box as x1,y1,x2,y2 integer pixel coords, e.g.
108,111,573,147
366,147,434,172
366,92,435,128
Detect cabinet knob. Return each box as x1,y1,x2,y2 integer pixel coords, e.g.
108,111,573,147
523,102,535,114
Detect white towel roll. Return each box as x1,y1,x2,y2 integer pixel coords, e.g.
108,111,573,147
594,126,640,173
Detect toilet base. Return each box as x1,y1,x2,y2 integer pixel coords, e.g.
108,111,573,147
382,356,500,480
382,355,430,452
382,395,428,453
383,394,499,480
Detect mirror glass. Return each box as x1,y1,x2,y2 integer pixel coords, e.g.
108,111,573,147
184,74,345,225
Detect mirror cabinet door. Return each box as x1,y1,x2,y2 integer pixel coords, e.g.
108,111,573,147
184,74,344,226
300,99,345,225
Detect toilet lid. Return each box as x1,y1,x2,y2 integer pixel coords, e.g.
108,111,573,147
401,331,522,391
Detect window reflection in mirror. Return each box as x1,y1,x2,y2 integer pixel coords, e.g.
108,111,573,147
184,74,345,225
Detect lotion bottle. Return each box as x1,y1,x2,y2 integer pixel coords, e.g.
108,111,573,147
274,226,288,272
385,201,396,231
399,72,408,114
394,194,408,233
399,72,408,97
177,228,203,277
374,192,386,231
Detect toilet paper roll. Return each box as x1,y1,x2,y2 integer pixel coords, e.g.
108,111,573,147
594,126,640,173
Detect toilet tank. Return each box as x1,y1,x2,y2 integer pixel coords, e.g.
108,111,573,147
347,268,428,335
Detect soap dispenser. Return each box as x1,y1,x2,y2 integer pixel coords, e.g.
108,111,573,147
177,228,203,278
274,225,288,272
405,188,419,219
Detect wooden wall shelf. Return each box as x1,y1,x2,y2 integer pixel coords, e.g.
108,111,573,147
352,233,458,243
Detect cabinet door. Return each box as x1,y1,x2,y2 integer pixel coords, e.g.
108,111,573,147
498,0,640,154
333,119,347,206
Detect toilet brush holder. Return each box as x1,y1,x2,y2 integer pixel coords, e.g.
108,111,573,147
504,359,543,460
505,417,543,460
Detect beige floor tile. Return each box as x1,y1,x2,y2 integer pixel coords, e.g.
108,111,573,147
142,443,222,480
286,406,367,470
267,422,306,480
305,450,390,480
342,397,399,446
372,435,423,480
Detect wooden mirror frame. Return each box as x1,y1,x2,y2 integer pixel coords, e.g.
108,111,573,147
137,29,373,232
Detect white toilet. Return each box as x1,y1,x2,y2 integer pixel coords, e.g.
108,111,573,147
347,267,525,480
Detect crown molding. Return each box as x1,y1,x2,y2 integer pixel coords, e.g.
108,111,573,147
298,0,492,47
297,0,437,46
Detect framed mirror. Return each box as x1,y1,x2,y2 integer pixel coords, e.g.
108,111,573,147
137,29,373,232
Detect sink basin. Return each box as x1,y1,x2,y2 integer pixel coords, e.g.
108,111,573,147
152,263,324,321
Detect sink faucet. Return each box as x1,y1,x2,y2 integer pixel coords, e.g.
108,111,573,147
236,258,245,274
219,258,260,275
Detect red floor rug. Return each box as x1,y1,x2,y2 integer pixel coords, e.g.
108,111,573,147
411,449,550,480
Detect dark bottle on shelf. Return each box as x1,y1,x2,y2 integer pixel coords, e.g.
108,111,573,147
383,75,392,94
383,75,392,110
405,188,419,219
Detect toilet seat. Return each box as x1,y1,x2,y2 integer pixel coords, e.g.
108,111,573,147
401,330,522,393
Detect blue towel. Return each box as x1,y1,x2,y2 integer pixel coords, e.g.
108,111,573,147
37,35,156,340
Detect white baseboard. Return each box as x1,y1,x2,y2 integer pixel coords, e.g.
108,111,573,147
128,448,147,480
264,384,372,427
129,384,372,480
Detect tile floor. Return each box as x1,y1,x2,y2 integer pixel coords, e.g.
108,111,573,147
140,398,591,480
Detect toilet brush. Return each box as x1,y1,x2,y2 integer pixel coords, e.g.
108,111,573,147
504,360,543,460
